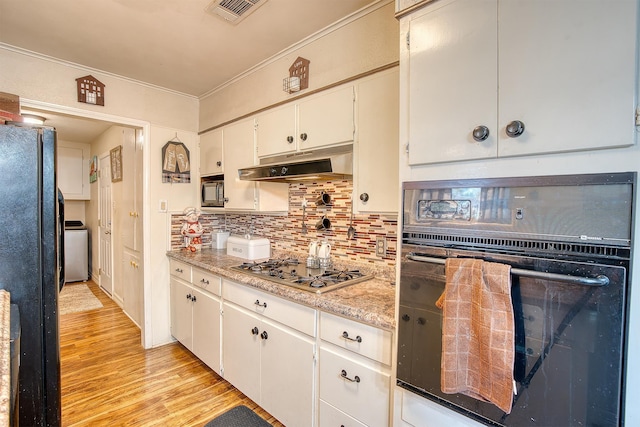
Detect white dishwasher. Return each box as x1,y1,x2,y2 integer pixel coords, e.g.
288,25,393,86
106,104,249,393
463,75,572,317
64,220,89,282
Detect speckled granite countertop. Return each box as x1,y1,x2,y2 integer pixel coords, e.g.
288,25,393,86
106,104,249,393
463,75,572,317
167,248,396,331
0,290,10,427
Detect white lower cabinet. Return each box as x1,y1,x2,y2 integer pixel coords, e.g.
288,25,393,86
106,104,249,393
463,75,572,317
222,280,316,427
170,263,222,374
319,312,392,427
319,400,367,427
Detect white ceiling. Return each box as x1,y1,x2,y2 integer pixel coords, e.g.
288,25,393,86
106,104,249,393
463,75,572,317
2,0,377,142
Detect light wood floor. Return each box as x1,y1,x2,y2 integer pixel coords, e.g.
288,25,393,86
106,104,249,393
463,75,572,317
60,280,285,427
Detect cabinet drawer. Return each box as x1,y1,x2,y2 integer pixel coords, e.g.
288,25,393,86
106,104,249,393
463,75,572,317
319,399,367,427
320,311,392,365
319,347,390,427
193,268,221,296
169,259,192,282
222,279,316,337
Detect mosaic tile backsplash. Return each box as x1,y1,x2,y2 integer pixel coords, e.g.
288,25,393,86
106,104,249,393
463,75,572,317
171,180,398,268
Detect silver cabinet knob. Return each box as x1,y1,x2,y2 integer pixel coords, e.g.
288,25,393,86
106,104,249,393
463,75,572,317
300,133,308,141
472,125,490,142
287,136,294,143
360,193,369,202
216,160,222,167
506,120,525,138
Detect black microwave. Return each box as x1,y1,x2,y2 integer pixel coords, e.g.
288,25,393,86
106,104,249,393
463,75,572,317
201,180,224,207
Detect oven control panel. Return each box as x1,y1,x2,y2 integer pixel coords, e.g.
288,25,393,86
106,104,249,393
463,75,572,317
417,199,471,221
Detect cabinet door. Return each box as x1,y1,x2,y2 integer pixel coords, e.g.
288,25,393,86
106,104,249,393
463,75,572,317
121,127,140,251
57,141,91,200
497,0,637,157
223,119,257,210
408,0,497,165
200,128,223,176
355,69,400,213
170,279,193,349
319,347,391,427
298,85,355,151
192,288,221,374
123,250,143,327
256,104,297,158
222,302,261,402
260,318,315,427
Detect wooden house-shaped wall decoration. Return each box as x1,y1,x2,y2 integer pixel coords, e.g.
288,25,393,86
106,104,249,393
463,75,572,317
76,75,105,106
288,57,310,92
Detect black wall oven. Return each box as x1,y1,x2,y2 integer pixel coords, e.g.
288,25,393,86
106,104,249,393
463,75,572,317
397,173,635,426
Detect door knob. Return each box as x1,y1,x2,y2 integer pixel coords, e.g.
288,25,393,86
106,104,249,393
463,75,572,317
506,120,525,138
472,125,490,142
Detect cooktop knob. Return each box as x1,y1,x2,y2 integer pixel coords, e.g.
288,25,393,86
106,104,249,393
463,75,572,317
281,166,288,175
269,168,277,176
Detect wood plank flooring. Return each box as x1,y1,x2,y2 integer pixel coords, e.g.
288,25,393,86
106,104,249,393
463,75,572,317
60,280,285,427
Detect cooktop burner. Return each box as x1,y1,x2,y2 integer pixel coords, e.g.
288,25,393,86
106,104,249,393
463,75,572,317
231,258,373,293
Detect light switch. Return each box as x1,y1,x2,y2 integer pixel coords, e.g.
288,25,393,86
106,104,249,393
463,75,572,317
159,199,167,212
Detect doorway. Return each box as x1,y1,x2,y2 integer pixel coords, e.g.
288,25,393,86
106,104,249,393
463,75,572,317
21,100,150,347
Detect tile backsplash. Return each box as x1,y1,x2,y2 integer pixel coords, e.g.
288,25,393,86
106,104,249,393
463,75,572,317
171,180,398,268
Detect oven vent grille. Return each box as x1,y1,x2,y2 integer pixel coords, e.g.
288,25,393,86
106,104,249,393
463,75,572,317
403,232,630,259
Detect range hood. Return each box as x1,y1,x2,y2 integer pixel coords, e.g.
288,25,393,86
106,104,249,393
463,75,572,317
238,148,352,182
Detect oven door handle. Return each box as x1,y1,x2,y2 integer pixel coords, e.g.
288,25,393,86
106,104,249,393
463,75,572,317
406,254,610,287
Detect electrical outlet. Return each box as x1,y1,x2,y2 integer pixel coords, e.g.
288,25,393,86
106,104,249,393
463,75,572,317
376,236,387,257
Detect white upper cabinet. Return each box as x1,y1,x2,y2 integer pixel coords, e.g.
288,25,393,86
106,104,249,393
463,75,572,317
200,128,223,177
354,68,400,213
256,85,355,158
297,85,355,151
407,0,638,165
222,118,258,210
57,141,91,200
223,118,288,212
255,104,297,158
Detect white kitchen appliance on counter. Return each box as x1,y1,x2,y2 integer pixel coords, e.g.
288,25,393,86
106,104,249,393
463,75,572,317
211,230,230,249
226,235,271,260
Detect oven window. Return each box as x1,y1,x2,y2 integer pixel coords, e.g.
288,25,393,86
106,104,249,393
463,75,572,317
397,255,627,426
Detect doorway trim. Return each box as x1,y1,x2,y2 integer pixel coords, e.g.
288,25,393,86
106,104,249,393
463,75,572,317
22,99,153,349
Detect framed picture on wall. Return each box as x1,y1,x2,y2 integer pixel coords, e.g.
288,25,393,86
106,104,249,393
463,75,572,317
110,145,122,182
89,155,98,183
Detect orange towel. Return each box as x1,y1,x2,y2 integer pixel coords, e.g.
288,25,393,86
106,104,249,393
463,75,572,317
435,258,515,414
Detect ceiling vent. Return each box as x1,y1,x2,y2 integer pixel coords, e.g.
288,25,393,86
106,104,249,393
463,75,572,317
205,0,268,25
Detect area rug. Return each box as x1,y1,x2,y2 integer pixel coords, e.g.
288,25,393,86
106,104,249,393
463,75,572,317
203,405,271,427
59,283,103,315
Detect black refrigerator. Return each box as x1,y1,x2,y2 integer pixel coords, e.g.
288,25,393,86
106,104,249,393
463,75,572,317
0,123,63,426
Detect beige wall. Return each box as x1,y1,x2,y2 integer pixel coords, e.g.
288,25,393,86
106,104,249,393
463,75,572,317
199,1,399,131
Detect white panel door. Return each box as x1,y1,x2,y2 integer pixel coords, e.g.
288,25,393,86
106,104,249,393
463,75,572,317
169,279,193,349
98,152,113,295
256,104,297,158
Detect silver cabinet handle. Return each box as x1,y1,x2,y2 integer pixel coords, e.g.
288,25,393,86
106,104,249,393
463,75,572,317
472,125,490,142
200,278,209,285
175,268,183,273
255,299,267,308
506,120,525,138
342,331,362,343
340,369,360,383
